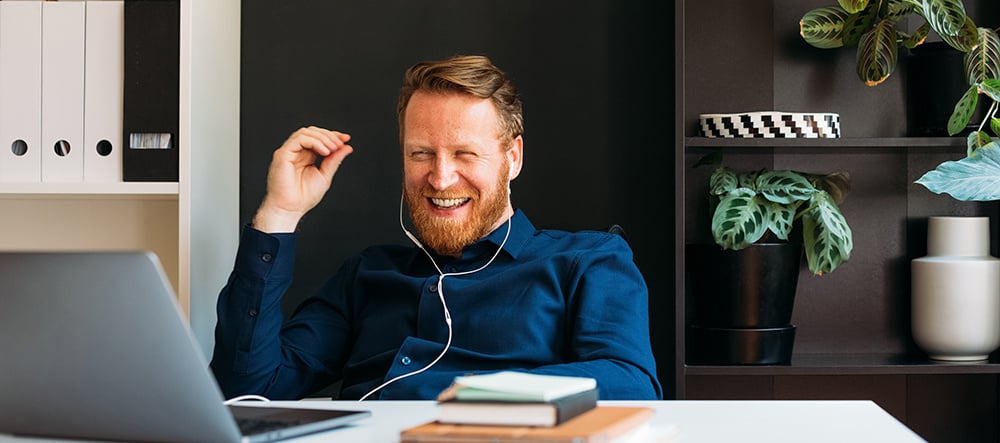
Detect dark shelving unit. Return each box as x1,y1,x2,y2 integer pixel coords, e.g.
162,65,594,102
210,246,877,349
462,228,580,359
675,1,1000,442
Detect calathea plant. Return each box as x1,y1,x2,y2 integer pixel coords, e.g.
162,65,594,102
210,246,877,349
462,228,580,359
710,167,854,275
799,0,997,87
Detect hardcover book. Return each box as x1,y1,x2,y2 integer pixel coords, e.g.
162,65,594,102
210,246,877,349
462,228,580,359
400,406,655,443
436,371,598,403
437,387,599,427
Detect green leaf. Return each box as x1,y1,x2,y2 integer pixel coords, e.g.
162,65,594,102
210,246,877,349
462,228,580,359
948,84,979,136
843,7,878,47
801,6,851,49
921,0,967,37
765,199,800,241
991,118,1000,138
712,189,769,250
755,170,818,204
902,23,930,49
915,142,1000,201
738,169,764,189
838,0,868,14
801,191,853,275
709,167,738,195
856,20,899,86
969,131,993,156
980,78,1000,102
939,16,979,52
964,28,1000,84
885,0,919,20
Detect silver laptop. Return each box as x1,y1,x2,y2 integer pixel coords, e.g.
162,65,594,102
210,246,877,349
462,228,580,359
0,251,370,443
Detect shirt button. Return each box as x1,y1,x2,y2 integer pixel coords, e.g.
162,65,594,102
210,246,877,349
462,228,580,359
428,284,437,293
401,356,412,366
260,253,272,263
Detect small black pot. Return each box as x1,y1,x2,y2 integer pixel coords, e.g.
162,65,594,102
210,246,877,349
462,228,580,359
906,41,986,137
686,242,803,364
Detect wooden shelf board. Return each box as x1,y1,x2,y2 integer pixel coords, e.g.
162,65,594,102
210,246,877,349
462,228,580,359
685,353,1000,376
0,182,178,197
685,137,967,148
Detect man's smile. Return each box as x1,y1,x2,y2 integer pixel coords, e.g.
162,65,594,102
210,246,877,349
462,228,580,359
429,197,470,209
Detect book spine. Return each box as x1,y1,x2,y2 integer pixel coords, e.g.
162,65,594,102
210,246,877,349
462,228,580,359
553,388,599,425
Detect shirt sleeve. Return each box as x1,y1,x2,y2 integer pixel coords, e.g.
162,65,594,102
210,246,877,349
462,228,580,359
210,225,344,400
526,234,663,400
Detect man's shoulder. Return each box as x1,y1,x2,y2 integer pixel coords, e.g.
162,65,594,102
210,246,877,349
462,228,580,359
531,227,630,253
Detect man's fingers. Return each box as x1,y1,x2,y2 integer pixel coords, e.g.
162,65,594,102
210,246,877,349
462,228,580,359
294,126,351,156
317,143,354,178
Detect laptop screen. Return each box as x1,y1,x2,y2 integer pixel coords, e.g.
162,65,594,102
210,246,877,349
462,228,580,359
0,251,369,443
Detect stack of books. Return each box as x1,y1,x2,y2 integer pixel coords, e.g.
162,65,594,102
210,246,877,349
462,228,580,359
400,371,656,443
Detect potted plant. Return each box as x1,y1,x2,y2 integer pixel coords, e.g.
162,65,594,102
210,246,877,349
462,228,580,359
798,0,997,87
688,166,854,365
916,78,1000,200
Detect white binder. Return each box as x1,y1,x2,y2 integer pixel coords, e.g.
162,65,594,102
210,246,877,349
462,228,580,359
0,1,43,183
41,1,86,182
84,1,124,183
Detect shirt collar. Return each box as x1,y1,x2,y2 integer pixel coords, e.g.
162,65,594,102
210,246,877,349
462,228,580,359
405,209,535,268
471,208,533,261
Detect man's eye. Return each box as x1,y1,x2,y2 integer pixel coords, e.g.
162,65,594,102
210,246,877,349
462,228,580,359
410,151,433,159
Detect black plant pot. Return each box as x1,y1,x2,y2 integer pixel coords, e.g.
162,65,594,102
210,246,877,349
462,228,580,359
907,41,987,137
686,242,803,365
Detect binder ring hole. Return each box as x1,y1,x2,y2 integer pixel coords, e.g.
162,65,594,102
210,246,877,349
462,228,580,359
11,140,28,156
54,140,71,157
96,140,113,157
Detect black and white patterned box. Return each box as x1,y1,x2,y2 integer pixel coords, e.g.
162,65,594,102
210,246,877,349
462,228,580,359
699,111,840,138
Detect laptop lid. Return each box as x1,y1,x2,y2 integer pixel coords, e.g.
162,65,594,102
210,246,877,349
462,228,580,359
0,251,369,443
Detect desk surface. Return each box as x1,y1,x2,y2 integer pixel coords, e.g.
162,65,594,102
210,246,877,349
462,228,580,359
0,399,927,443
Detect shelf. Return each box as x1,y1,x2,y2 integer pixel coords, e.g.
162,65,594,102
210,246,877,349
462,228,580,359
0,182,178,197
685,137,968,148
685,353,1000,376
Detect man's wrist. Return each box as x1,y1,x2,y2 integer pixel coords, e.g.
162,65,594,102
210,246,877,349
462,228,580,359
252,205,303,233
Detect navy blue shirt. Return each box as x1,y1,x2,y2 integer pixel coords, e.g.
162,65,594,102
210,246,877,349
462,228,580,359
210,210,661,400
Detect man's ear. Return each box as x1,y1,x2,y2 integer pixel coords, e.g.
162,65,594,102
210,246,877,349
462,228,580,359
507,135,524,180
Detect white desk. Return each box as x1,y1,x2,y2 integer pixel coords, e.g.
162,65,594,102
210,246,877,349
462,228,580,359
0,400,928,443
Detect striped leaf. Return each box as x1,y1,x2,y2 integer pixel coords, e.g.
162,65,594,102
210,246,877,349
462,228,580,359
902,23,930,49
709,167,738,195
992,118,1000,138
843,6,878,47
712,189,769,250
838,0,869,14
885,0,919,20
968,131,993,156
856,20,899,86
947,84,979,136
915,142,1000,201
801,6,851,49
938,16,979,52
755,170,817,204
765,199,801,241
921,0,967,37
980,78,1000,102
802,191,853,275
965,28,1000,85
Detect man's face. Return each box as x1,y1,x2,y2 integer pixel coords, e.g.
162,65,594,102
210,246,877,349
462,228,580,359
402,91,521,256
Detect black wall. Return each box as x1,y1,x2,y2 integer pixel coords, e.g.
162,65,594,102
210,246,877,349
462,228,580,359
240,1,674,395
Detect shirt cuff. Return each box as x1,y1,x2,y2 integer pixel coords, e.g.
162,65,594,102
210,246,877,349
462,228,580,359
233,224,297,280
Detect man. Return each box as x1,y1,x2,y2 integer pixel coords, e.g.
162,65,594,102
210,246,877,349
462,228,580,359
210,55,661,401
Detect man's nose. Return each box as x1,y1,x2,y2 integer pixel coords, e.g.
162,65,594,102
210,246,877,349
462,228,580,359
428,157,459,190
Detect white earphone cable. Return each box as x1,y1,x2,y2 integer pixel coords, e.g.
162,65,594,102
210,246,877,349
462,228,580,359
357,193,512,401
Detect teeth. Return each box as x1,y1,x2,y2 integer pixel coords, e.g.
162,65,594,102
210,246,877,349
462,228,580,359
431,198,467,208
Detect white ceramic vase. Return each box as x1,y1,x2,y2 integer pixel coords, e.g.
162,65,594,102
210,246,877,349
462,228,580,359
912,216,1000,361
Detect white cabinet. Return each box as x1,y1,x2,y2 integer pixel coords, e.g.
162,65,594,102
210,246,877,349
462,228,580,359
0,0,240,358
